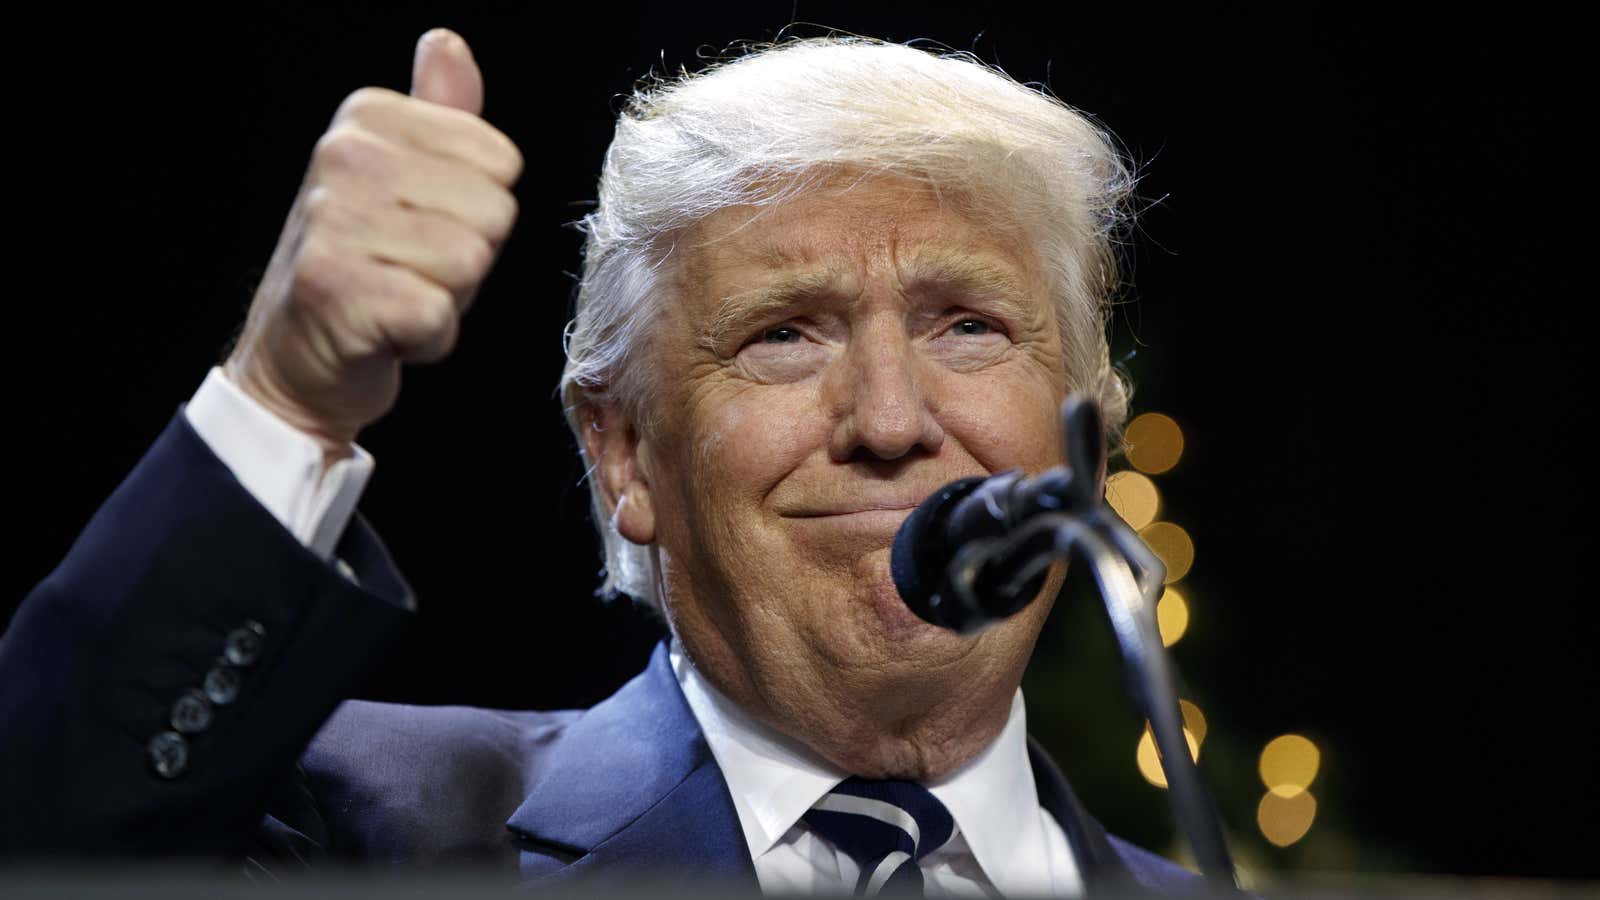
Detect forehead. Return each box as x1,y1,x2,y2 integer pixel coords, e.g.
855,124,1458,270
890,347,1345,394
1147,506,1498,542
671,173,1045,301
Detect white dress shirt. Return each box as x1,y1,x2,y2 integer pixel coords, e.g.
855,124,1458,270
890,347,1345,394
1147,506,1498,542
671,643,1082,896
182,366,1083,895
185,367,386,596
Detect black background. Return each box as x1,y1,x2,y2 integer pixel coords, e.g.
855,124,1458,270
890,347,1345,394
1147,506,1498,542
8,1,1594,883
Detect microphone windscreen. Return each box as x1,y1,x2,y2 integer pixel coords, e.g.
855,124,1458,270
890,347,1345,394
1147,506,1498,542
891,476,986,621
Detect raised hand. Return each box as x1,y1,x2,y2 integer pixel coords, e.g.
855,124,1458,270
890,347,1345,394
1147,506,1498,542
224,28,523,460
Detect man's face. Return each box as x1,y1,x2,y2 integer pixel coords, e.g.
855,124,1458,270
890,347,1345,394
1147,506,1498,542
599,173,1072,776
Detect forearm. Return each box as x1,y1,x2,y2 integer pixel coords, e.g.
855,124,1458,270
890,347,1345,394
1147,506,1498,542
0,410,413,857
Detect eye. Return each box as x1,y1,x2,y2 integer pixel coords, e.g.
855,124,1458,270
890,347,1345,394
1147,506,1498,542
951,319,993,336
760,326,804,344
735,322,826,384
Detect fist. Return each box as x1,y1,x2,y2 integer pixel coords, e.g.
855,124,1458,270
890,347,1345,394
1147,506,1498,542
224,28,523,456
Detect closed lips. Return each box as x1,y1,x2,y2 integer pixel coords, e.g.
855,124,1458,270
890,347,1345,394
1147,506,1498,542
785,503,920,517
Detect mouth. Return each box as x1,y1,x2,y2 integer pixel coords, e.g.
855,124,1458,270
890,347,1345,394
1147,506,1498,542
780,507,918,540
786,504,918,518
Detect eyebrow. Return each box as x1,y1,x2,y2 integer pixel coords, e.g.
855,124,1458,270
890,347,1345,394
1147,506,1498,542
900,251,1039,324
698,251,1041,354
700,269,849,353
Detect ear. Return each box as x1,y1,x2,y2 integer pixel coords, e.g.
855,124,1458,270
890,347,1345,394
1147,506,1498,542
579,400,657,546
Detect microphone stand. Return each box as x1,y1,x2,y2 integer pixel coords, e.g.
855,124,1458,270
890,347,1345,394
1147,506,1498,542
946,397,1239,889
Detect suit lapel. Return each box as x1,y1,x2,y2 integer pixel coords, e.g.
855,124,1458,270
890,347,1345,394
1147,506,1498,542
504,642,757,886
506,641,1140,891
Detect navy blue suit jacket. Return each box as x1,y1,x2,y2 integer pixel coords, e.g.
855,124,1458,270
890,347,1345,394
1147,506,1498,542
1,410,1196,892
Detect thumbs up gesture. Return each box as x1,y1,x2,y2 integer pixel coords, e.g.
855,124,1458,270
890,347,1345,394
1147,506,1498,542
224,29,523,458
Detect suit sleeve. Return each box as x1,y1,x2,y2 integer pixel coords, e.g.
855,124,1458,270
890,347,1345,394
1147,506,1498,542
183,365,379,569
0,407,415,860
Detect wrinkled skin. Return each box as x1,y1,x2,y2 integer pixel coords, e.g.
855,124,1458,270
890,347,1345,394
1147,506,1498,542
585,173,1072,780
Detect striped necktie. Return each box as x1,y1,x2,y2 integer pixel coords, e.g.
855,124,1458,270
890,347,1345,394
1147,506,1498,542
802,776,956,896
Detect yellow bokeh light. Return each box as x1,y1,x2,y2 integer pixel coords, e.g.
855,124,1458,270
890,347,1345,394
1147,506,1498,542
1136,725,1200,789
1157,587,1189,646
1257,789,1317,847
1125,412,1185,475
1259,734,1321,797
1140,522,1194,582
1105,471,1161,530
1178,699,1207,745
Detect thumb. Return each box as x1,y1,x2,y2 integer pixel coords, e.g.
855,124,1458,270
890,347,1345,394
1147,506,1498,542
410,28,483,115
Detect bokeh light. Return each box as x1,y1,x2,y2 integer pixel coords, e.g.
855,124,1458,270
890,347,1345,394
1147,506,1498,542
1178,699,1207,744
1105,470,1161,529
1260,734,1321,797
1140,522,1194,582
1136,725,1200,789
1157,587,1189,646
1257,789,1318,847
1125,412,1185,475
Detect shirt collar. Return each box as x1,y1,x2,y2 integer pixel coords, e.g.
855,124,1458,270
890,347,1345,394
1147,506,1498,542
671,641,841,857
924,687,1050,896
670,640,1048,894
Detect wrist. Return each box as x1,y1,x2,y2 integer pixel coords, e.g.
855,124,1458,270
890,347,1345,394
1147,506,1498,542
222,354,360,466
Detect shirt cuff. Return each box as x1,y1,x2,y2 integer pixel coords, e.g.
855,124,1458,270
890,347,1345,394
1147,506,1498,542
184,366,374,561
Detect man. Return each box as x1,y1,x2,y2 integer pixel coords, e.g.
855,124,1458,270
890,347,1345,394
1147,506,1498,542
1,28,1195,894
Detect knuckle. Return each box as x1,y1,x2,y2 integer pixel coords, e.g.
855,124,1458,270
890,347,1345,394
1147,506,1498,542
420,322,460,362
302,185,335,221
457,233,493,280
301,184,370,241
291,240,340,302
420,290,458,335
335,86,394,124
494,191,520,239
435,231,491,290
312,127,371,174
475,126,524,185
399,287,459,359
500,141,525,185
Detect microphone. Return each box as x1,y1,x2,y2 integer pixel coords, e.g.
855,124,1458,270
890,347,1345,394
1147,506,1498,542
891,397,1106,632
891,394,1240,886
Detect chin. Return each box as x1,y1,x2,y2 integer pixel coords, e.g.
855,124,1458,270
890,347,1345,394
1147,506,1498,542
816,708,999,782
812,554,984,671
865,551,948,631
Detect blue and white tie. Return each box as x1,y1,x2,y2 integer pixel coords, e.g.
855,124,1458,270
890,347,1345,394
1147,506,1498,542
803,777,956,896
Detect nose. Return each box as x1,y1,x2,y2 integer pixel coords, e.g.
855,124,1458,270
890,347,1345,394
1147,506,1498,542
825,322,946,462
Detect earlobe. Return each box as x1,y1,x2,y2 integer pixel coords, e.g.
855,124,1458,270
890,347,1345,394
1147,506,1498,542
614,483,657,545
580,401,657,546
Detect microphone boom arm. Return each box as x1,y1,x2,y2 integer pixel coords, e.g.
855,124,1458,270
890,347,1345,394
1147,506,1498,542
943,397,1240,889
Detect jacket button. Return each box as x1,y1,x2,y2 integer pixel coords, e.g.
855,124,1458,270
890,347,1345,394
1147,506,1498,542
148,731,190,779
224,620,266,667
171,689,214,734
203,665,242,706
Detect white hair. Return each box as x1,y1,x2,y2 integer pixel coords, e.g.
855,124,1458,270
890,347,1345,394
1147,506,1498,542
559,36,1137,608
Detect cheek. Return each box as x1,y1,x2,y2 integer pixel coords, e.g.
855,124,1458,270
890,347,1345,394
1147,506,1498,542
938,368,1066,474
660,384,832,617
683,383,827,513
